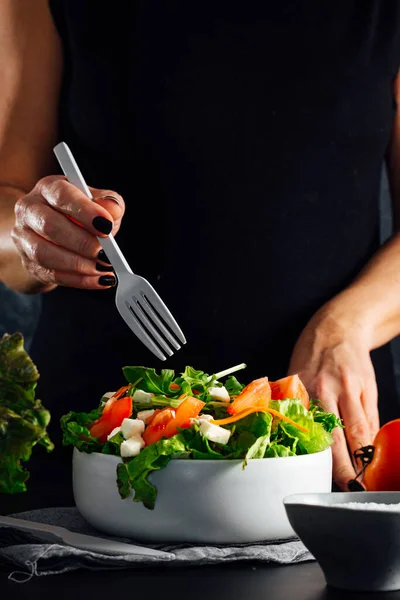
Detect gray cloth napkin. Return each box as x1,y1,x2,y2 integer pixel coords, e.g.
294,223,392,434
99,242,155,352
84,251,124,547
0,507,314,580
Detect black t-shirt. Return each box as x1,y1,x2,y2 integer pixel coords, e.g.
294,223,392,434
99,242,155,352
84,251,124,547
34,1,400,453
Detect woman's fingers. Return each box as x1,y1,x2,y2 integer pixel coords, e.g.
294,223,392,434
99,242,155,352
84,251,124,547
91,188,125,232
23,203,103,260
36,177,124,237
319,393,357,490
338,380,375,470
16,228,115,285
360,374,380,443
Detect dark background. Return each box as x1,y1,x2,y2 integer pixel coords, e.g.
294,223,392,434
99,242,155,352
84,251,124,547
1,166,399,399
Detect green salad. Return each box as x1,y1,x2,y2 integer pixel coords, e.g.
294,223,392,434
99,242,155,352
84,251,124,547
0,333,53,494
61,364,342,509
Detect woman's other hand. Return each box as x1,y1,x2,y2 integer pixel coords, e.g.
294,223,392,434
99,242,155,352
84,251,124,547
289,303,379,491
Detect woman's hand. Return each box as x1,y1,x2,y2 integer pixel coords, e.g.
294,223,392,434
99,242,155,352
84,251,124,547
11,175,125,292
289,303,380,490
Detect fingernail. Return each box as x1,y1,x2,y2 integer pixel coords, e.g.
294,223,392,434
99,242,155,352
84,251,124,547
96,262,114,273
99,275,116,287
97,249,111,264
347,479,364,492
92,216,112,235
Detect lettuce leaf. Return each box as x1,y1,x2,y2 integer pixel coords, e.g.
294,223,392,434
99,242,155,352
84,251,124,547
309,400,343,433
269,398,334,454
0,333,53,494
264,443,296,458
124,435,187,509
243,434,271,467
102,431,125,456
60,409,102,454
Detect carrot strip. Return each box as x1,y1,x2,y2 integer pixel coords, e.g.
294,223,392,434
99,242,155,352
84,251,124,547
211,407,309,433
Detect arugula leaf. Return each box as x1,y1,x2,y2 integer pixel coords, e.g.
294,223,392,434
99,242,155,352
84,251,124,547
173,366,215,397
224,376,244,396
124,435,187,509
123,366,175,394
0,333,53,494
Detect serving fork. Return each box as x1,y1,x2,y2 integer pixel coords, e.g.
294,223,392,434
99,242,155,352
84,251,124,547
54,142,186,361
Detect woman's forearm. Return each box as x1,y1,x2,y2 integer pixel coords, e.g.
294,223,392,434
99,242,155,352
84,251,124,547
323,232,400,350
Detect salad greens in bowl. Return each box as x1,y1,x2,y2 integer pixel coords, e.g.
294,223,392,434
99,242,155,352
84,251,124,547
63,364,340,542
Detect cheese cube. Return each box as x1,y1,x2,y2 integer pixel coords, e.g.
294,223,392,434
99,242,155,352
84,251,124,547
137,409,155,422
208,386,230,402
198,414,213,422
132,389,154,404
120,435,145,458
121,418,145,439
106,426,121,441
199,420,231,445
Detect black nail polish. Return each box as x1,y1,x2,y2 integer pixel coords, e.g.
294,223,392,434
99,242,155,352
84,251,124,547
99,275,116,287
93,216,113,235
96,262,113,273
348,479,364,492
97,249,112,264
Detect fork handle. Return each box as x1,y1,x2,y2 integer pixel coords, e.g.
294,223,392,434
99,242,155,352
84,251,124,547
53,142,133,275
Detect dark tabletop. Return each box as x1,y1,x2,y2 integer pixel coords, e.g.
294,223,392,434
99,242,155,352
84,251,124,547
0,457,399,600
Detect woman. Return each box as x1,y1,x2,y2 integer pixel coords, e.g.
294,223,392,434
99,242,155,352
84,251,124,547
1,0,400,491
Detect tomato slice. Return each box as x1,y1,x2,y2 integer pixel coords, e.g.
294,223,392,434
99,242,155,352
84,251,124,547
142,397,205,446
363,419,400,491
142,408,176,446
269,375,310,410
102,386,130,414
145,409,161,426
164,397,205,438
227,377,270,415
89,396,132,443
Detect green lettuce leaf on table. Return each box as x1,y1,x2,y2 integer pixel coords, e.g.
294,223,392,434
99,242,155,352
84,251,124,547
0,332,53,494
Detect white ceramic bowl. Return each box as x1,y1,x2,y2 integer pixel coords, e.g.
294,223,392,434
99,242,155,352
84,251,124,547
284,492,400,592
73,447,332,544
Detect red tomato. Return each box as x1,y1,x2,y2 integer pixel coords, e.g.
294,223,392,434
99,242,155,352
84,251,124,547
145,409,161,426
164,397,205,438
142,397,205,446
227,377,271,415
89,396,132,443
102,386,130,414
363,419,400,491
269,375,310,410
142,408,176,446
